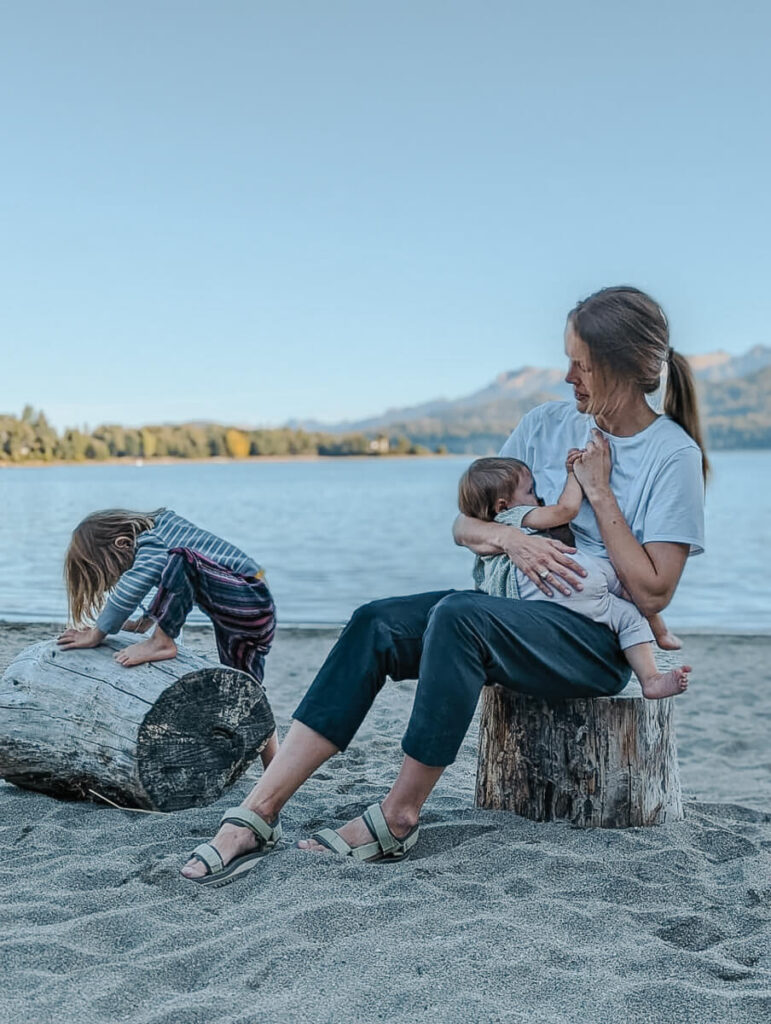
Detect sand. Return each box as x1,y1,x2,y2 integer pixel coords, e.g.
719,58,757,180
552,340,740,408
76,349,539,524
0,623,769,1024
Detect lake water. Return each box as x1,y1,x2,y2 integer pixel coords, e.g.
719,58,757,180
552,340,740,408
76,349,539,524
0,452,768,631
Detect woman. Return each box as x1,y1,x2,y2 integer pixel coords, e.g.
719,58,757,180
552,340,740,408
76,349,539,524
182,285,706,885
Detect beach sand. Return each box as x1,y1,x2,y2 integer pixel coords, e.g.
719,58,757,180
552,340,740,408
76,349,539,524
1,623,769,1024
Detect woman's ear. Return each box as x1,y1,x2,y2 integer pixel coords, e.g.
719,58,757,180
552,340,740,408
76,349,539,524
114,535,133,551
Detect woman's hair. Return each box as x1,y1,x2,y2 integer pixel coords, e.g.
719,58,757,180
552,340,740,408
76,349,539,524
568,286,709,481
458,457,531,521
64,509,162,626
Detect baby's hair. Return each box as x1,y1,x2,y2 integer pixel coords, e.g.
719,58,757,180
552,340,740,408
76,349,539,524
64,508,163,626
458,458,531,521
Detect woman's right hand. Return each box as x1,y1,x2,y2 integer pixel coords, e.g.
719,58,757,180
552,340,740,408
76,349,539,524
498,527,587,598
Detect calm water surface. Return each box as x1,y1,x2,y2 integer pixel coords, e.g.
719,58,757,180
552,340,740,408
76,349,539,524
0,452,768,631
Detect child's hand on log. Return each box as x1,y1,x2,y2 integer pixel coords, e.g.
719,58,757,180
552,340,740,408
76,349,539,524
57,626,105,650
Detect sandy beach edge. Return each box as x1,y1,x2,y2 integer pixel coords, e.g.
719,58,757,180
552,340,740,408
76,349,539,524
0,623,769,1024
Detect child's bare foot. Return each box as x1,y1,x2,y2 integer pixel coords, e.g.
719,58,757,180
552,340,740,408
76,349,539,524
654,629,683,651
640,665,691,700
115,629,177,667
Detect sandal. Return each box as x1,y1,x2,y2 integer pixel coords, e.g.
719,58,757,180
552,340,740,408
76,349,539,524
310,803,419,862
185,807,282,887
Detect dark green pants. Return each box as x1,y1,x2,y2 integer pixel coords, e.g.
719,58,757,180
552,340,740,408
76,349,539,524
293,590,631,767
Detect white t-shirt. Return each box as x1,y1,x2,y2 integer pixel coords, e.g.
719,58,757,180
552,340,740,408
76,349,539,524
498,401,705,559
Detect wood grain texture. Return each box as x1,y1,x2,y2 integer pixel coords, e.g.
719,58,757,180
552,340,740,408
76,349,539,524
0,633,274,811
475,680,683,828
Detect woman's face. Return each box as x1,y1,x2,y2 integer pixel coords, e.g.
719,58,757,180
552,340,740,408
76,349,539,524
564,321,594,414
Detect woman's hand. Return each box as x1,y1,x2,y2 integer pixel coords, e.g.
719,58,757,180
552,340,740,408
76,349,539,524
498,527,587,598
572,429,612,500
56,626,105,650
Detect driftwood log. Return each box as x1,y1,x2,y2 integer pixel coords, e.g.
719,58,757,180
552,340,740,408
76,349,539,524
475,679,683,827
0,633,274,812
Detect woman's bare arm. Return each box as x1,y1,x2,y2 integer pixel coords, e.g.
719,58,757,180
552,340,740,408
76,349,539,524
452,514,511,555
573,431,689,616
453,514,587,597
587,493,688,615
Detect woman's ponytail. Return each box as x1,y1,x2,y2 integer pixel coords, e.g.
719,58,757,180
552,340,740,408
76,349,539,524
664,349,710,483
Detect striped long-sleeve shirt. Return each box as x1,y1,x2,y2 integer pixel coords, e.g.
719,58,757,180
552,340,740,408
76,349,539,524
95,510,261,634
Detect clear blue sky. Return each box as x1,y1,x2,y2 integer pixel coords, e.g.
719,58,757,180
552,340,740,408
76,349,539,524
2,1,769,429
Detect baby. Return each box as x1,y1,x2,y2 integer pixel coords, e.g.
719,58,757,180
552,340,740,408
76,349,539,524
458,456,690,700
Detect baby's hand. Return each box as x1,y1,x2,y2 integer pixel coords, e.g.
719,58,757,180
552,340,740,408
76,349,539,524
565,448,584,473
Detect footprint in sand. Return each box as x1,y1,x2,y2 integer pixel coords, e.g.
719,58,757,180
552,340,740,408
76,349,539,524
408,822,499,860
691,827,759,862
655,915,725,951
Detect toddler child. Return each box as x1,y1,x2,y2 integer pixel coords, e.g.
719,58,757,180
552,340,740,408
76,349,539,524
57,508,278,765
458,457,690,700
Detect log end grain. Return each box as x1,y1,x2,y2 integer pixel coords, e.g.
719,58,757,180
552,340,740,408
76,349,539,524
137,667,274,812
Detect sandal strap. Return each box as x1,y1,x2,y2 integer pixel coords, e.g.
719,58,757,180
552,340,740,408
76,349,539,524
348,839,385,862
362,803,401,856
313,828,383,862
190,843,224,875
311,828,354,856
221,806,281,845
307,806,419,863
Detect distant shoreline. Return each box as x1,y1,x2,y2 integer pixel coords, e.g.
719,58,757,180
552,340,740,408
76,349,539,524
1,448,769,470
0,452,456,470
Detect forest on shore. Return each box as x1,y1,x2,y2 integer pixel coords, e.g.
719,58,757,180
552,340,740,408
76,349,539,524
0,407,436,464
3,361,771,465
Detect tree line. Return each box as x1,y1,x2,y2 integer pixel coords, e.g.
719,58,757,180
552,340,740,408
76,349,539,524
3,375,769,465
0,406,435,464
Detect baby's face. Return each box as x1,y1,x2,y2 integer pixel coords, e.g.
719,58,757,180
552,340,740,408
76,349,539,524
510,469,539,507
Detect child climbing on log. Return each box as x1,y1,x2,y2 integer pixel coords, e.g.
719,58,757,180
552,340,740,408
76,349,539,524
57,508,278,765
458,457,691,700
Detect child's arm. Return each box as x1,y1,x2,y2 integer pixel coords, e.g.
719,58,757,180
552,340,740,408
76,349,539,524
519,450,584,531
95,542,168,635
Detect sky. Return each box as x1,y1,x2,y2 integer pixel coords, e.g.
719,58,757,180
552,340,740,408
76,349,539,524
1,1,770,429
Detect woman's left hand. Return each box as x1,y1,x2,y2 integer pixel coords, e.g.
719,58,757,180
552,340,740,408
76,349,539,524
572,429,612,500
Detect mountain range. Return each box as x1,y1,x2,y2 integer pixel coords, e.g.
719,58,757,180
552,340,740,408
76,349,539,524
289,346,771,452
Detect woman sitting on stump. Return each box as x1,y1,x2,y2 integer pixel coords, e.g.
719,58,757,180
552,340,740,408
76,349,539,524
181,285,707,886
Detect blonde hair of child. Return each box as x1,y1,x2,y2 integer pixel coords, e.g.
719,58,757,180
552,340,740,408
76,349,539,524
64,508,163,626
458,458,530,521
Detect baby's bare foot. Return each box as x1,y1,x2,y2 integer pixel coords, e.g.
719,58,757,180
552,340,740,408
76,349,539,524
654,629,683,651
115,630,177,667
641,665,691,700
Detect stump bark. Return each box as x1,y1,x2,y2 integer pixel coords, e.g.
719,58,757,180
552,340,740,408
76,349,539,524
0,633,275,811
475,680,683,827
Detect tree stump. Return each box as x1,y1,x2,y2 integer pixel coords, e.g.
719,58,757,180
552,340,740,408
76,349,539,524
475,679,683,827
0,633,275,812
